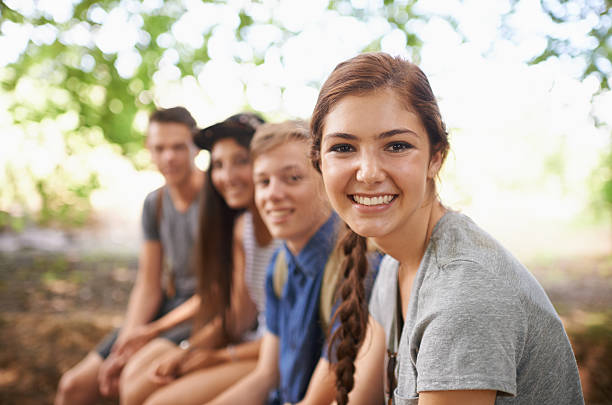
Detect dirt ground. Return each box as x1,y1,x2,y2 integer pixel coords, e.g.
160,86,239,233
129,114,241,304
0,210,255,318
0,252,133,405
0,251,611,405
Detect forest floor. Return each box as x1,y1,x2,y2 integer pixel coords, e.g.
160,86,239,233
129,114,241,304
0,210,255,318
0,250,611,405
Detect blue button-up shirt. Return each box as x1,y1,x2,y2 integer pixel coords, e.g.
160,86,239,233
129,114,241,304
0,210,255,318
265,213,338,404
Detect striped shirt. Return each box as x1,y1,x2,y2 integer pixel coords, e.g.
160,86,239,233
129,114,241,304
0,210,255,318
242,211,282,338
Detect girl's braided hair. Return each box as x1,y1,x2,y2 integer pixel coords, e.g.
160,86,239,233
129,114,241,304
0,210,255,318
331,225,368,404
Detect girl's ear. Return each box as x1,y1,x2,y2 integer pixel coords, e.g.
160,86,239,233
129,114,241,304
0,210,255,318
427,149,443,179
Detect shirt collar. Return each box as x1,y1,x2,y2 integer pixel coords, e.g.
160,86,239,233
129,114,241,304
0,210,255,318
282,212,339,279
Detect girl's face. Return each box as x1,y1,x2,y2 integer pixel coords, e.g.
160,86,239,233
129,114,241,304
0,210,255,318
320,88,442,244
210,138,254,209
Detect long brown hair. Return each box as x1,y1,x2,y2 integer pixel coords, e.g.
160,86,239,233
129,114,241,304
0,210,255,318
192,174,241,334
310,52,450,404
193,113,263,339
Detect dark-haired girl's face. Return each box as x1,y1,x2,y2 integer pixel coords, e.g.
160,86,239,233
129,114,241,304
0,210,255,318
210,138,254,209
320,89,442,245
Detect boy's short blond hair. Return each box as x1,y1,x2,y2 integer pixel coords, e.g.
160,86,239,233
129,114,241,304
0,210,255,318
250,120,310,161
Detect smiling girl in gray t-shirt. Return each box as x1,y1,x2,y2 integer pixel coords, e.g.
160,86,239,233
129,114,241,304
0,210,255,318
310,52,583,405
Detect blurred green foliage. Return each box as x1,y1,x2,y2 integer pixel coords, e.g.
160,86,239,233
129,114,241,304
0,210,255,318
504,0,611,91
36,171,100,227
0,210,26,232
1,0,186,157
504,0,612,219
592,147,612,217
0,0,428,229
0,0,609,229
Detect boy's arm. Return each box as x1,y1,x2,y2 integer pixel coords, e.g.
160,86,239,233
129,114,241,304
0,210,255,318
113,293,200,356
296,357,336,405
116,240,165,349
297,316,385,405
98,240,165,397
206,332,280,405
142,293,200,334
295,316,385,405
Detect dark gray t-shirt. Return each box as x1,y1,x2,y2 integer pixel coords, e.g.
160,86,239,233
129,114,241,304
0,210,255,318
369,211,583,405
142,187,200,298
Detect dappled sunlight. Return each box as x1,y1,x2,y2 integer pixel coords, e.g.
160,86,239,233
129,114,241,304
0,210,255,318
434,55,608,259
0,0,609,257
0,1,610,402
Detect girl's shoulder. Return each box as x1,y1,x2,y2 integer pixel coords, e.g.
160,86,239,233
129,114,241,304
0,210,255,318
430,211,513,270
233,212,248,245
423,211,550,315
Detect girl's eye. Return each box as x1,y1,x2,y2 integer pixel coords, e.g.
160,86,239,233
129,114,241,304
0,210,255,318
385,142,413,153
236,156,250,165
329,143,354,153
255,178,269,187
211,161,222,169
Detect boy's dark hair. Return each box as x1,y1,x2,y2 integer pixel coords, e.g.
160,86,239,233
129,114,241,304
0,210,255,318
149,107,197,134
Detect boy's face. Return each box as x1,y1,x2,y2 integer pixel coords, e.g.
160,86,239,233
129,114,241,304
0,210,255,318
254,140,331,254
147,121,197,187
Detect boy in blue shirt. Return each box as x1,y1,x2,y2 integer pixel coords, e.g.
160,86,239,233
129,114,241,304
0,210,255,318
205,120,338,405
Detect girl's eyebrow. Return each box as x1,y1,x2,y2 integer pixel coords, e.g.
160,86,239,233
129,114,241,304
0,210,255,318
323,128,419,142
323,132,357,141
378,128,419,139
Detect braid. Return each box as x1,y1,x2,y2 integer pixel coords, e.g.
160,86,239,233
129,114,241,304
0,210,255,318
329,226,369,405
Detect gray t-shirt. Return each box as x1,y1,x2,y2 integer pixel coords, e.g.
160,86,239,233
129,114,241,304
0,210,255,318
142,187,200,298
369,211,583,405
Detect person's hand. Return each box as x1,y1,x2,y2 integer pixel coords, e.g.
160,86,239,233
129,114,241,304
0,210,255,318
98,352,127,398
148,347,189,385
179,348,225,375
113,324,159,358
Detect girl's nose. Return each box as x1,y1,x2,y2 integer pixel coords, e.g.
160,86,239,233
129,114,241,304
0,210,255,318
355,152,384,184
221,164,238,185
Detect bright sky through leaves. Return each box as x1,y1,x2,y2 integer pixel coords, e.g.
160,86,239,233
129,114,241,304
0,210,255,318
0,0,609,257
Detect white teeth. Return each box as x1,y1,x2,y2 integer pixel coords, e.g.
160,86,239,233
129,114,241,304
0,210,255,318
268,209,291,217
353,195,394,206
